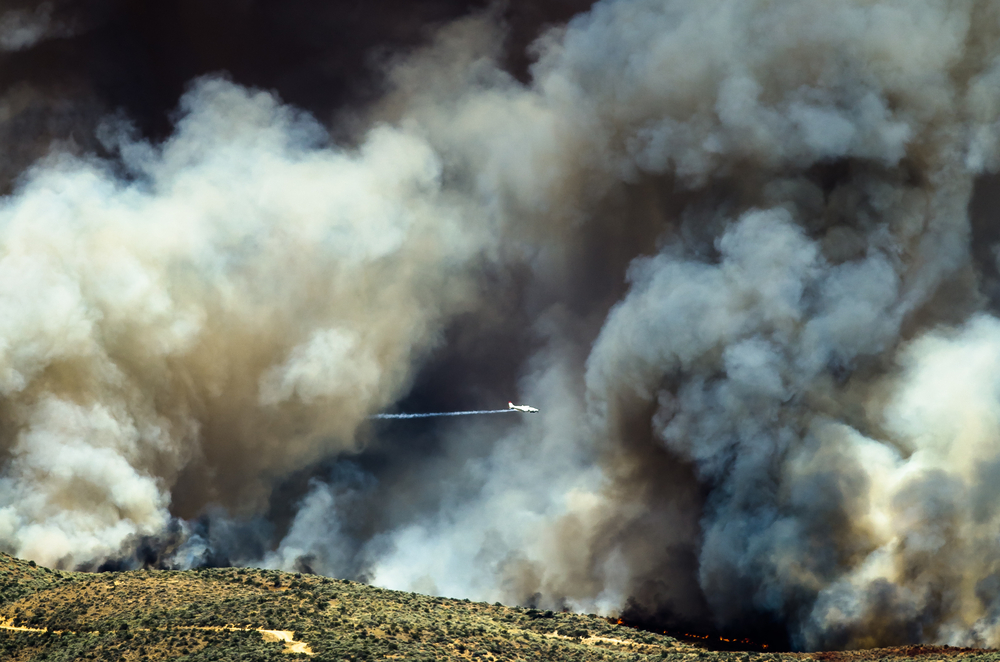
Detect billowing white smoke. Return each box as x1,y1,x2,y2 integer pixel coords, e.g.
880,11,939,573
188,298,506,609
0,78,487,569
5,0,1000,652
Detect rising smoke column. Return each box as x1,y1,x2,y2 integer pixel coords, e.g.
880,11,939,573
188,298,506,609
0,77,496,569
2,0,1000,653
569,1,1000,649
341,0,1000,651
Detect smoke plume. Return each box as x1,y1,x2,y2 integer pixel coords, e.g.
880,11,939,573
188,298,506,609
3,0,1000,652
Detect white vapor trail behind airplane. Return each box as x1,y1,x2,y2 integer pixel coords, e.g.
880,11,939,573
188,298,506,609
370,409,518,419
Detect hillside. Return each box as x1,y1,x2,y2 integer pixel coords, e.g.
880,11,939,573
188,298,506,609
0,554,995,661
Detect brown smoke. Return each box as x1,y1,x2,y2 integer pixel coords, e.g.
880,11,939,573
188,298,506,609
2,0,1000,653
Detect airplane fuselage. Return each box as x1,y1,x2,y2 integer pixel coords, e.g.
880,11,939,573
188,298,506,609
509,402,539,413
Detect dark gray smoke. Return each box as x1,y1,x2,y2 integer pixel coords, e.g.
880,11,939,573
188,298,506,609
2,0,1000,652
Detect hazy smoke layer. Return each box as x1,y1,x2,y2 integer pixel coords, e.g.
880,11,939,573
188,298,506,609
3,0,1000,652
0,3,63,52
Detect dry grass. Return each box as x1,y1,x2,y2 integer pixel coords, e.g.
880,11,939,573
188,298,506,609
0,554,997,661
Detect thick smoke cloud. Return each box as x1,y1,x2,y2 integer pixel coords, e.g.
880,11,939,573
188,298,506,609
0,77,489,568
3,0,1000,653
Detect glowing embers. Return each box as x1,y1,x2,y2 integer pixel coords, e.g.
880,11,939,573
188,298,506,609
610,616,777,653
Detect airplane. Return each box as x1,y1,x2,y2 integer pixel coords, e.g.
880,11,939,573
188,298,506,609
509,402,539,413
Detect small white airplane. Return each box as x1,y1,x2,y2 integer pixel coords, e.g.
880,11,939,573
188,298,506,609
509,402,539,413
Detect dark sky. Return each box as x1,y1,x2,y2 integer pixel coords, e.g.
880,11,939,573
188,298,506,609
0,0,595,181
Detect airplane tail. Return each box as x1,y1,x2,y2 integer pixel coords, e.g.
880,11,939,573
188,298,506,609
508,402,514,409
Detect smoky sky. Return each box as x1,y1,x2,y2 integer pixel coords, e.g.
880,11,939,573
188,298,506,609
6,0,1000,654
0,0,596,184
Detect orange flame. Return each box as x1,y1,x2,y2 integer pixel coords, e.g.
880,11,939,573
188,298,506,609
611,615,769,651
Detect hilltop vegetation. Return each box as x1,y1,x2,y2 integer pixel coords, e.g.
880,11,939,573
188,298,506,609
0,553,997,661
0,553,687,661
